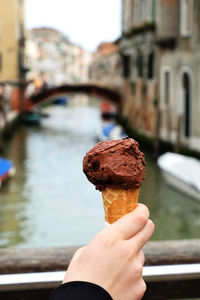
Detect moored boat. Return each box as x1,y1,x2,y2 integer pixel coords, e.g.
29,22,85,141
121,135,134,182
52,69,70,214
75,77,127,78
0,158,15,187
24,111,41,125
52,97,68,106
97,121,126,141
157,152,200,201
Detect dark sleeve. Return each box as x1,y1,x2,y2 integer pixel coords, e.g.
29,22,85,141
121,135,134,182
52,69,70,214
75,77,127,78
50,281,113,300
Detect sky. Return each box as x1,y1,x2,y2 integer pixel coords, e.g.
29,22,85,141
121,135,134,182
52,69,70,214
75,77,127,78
25,0,121,52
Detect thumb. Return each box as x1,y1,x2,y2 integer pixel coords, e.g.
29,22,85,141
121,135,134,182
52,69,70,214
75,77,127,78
110,204,150,240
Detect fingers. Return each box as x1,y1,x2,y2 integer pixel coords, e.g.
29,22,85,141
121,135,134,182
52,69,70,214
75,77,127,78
111,204,150,240
128,219,155,252
63,247,85,283
137,250,145,266
133,279,146,300
73,246,85,258
129,250,145,279
126,251,146,299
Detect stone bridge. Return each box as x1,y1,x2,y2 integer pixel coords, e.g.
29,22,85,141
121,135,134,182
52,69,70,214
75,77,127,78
25,83,122,111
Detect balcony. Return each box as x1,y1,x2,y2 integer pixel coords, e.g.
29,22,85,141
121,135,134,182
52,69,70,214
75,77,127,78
122,23,156,39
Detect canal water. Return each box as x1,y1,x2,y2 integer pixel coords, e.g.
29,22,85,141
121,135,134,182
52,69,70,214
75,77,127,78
0,99,200,248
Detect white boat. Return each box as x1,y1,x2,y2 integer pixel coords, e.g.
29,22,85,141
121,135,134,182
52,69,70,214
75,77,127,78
157,152,200,201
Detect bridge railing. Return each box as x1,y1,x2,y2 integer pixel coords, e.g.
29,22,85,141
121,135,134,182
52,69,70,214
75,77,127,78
0,240,200,299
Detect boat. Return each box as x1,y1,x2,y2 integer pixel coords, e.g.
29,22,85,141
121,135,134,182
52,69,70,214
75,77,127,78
0,158,15,187
52,97,68,106
24,111,41,125
97,121,126,141
157,152,200,201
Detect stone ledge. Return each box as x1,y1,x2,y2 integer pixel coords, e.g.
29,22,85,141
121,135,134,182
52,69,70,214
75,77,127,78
0,239,199,275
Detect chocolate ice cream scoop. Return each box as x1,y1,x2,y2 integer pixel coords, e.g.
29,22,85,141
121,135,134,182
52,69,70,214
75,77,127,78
83,137,146,191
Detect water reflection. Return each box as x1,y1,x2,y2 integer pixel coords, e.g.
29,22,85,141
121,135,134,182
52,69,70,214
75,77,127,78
0,99,200,248
0,128,30,247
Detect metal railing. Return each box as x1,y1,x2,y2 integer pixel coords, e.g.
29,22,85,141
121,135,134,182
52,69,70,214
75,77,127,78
0,264,200,291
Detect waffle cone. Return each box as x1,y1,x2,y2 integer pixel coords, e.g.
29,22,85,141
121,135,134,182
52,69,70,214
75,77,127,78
102,187,139,224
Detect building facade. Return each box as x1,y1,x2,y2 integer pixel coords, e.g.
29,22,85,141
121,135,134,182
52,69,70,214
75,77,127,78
25,27,92,88
120,0,157,135
158,0,200,151
0,0,25,83
90,42,122,88
0,0,26,113
121,0,200,153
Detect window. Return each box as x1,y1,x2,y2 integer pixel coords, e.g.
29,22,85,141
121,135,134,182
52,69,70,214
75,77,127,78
122,54,131,78
127,0,133,30
182,72,191,137
146,0,154,23
147,52,154,79
137,53,143,78
140,0,147,24
18,53,24,76
123,0,130,32
133,0,140,26
161,68,171,107
180,0,193,36
164,70,170,104
130,0,134,28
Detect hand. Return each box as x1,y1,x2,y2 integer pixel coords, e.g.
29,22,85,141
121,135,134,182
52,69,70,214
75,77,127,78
63,204,154,300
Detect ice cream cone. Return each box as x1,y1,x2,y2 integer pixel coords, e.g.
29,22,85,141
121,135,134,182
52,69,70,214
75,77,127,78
102,188,139,224
83,138,145,225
